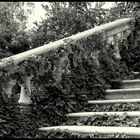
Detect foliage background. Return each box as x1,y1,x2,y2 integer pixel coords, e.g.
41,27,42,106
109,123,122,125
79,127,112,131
0,2,139,138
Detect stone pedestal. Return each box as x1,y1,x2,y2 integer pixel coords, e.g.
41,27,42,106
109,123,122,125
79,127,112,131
18,84,32,104
113,41,121,60
18,75,33,105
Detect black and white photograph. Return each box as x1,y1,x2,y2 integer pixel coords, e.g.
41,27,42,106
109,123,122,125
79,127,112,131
0,1,139,138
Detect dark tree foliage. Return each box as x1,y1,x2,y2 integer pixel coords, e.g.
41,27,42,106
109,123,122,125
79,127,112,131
119,2,140,72
31,2,107,48
0,2,31,56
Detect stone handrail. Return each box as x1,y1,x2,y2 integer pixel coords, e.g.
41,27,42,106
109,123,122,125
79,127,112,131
0,17,134,67
0,17,135,105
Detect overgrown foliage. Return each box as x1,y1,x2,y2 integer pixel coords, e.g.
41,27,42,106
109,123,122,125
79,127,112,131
39,129,129,138
0,2,138,138
0,2,33,56
64,113,140,127
119,19,140,72
87,103,140,112
30,2,108,48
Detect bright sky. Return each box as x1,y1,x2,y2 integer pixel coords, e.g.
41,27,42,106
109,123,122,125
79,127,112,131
26,2,115,30
26,2,45,30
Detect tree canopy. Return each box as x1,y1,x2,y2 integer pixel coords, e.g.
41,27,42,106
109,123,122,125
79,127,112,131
0,2,33,56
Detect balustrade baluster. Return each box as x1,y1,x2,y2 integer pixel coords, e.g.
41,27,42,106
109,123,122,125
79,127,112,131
113,34,121,60
18,75,33,105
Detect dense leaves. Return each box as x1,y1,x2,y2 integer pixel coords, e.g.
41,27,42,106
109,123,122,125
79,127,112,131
119,20,140,72
0,2,32,56
39,129,128,138
31,2,109,48
87,103,140,112
0,2,139,138
64,114,140,127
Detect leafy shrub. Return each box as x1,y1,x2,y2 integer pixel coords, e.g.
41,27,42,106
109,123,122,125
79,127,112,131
64,113,140,127
0,2,138,138
87,103,140,112
39,129,129,138
119,17,140,72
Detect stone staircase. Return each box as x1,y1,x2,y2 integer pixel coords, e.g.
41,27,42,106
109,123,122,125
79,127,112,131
39,78,140,138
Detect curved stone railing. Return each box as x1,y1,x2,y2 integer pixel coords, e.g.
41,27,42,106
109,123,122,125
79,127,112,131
0,17,135,105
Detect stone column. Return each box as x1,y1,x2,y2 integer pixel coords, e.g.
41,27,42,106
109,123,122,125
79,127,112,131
53,55,68,83
18,75,33,105
113,41,121,60
91,50,100,67
123,29,131,39
113,34,121,60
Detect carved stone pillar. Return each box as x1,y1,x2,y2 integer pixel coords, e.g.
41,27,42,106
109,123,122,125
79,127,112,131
53,55,68,83
18,75,33,105
113,41,121,60
113,34,121,60
91,50,100,67
123,29,131,39
3,78,16,98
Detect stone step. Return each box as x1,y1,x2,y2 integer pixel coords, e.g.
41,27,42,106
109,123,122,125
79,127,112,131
137,30,140,34
137,31,140,38
88,98,140,104
120,79,140,89
105,88,140,99
132,71,140,75
39,126,140,138
66,111,140,117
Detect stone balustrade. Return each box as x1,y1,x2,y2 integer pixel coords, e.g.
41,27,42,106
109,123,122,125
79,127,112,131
103,22,133,60
18,74,33,104
0,17,135,105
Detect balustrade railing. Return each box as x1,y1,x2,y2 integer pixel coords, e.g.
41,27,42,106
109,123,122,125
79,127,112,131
0,17,135,105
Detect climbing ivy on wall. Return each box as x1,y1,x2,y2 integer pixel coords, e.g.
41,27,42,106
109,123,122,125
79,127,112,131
119,18,140,72
0,31,132,125
0,2,138,138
